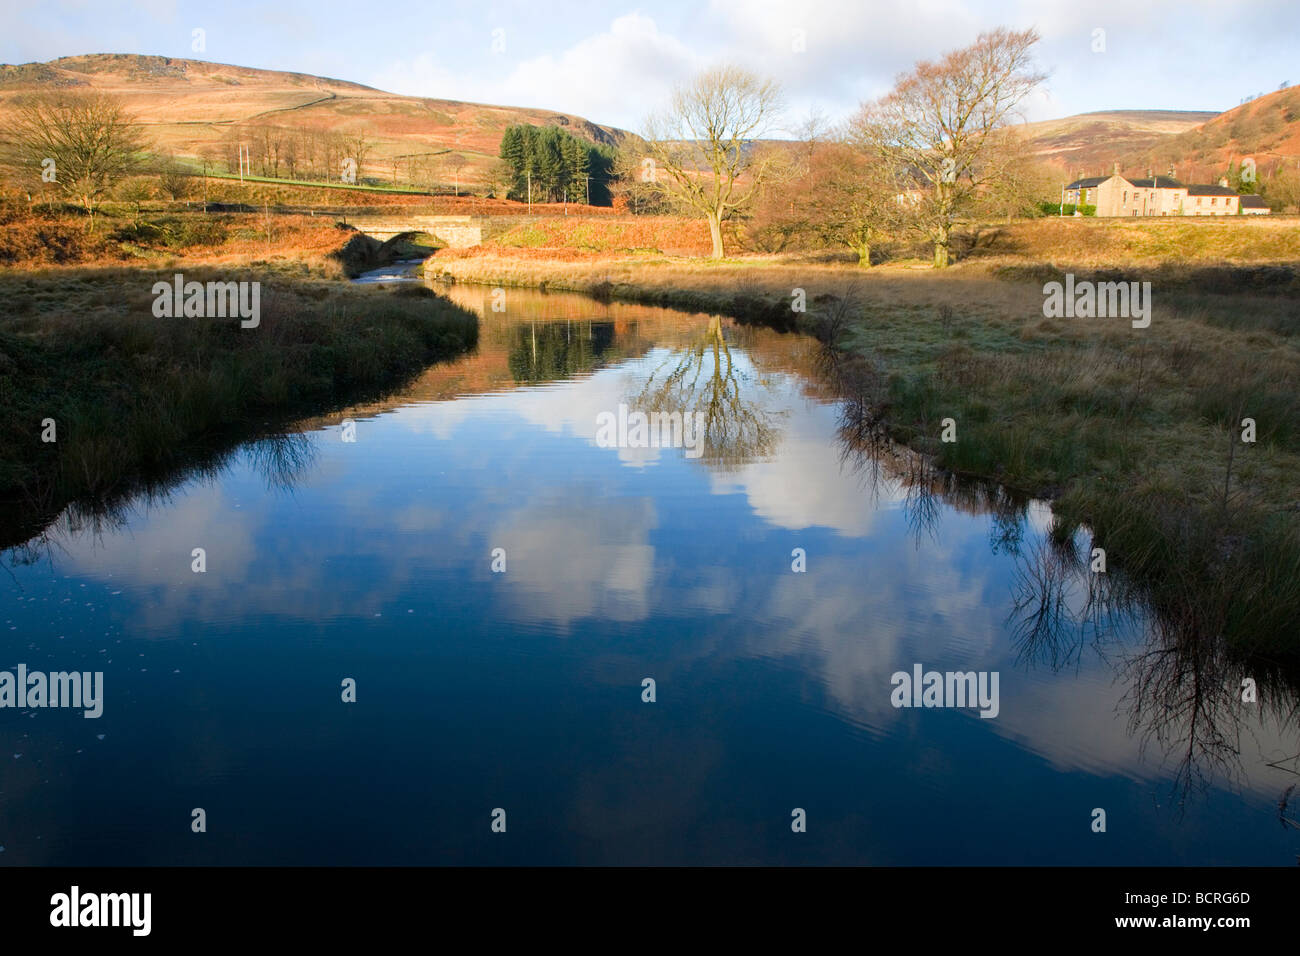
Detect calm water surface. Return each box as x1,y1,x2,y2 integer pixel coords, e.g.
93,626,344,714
2,280,1296,865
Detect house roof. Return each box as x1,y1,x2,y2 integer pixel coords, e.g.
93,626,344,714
1239,194,1269,207
1066,175,1194,190
1186,184,1238,196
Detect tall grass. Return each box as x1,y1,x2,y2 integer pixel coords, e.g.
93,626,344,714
0,269,477,546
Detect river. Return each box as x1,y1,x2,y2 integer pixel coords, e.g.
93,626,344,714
1,277,1295,865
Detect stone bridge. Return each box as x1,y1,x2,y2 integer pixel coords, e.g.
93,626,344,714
343,214,483,249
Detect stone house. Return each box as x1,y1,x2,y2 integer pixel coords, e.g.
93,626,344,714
1064,170,1247,216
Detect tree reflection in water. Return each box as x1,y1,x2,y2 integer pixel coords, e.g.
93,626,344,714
2,432,318,568
822,327,1300,822
1006,532,1300,811
507,320,617,384
631,314,782,469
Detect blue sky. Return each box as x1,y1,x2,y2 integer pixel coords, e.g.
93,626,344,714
3,0,1297,132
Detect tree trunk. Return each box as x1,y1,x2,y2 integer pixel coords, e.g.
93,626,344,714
855,242,872,267
932,234,949,268
707,210,725,259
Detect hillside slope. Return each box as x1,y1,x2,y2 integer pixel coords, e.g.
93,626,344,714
1019,109,1216,175
0,53,632,188
1118,85,1300,183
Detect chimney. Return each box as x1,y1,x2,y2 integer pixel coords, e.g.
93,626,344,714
1113,162,1120,176
1219,177,1229,188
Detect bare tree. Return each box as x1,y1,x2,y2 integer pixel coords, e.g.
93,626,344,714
2,91,150,230
444,152,468,196
254,125,284,177
851,28,1045,267
340,132,373,183
806,138,907,266
743,111,835,253
643,65,785,258
485,158,512,199
974,133,1060,222
116,176,154,224
281,133,299,180
610,139,674,215
791,108,831,169
157,155,193,201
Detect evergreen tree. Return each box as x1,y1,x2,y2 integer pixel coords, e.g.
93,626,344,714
496,123,612,205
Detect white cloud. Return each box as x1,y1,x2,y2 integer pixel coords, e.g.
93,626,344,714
503,14,700,127
372,13,701,129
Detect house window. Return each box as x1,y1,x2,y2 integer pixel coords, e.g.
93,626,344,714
1123,191,1127,203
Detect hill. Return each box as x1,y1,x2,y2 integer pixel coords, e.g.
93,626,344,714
1018,109,1218,175
0,53,632,191
1019,89,1300,190
1117,85,1300,184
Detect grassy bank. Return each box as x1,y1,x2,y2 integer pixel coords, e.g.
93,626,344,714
0,268,478,546
434,210,1300,267
427,250,1300,661
0,209,391,277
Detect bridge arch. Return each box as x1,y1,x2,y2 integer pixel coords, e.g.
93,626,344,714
345,215,484,248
